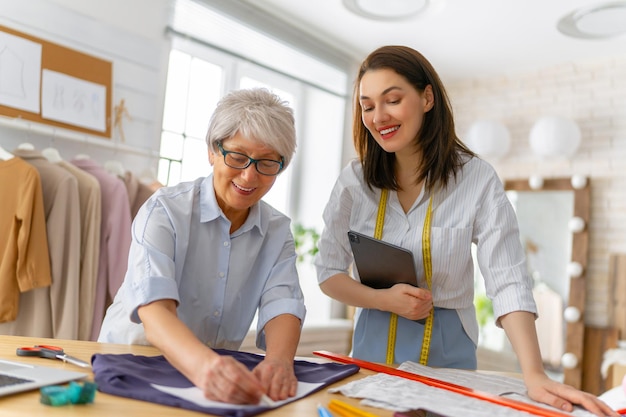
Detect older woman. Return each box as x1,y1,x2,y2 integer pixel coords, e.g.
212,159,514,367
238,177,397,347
99,88,306,405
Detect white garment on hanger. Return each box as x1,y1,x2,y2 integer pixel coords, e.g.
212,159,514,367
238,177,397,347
0,146,14,160
42,147,63,163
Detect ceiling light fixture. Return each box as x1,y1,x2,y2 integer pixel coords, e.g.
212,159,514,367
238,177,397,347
557,1,626,39
342,0,431,21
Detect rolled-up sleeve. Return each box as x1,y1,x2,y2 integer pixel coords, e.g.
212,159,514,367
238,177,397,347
474,181,537,326
256,230,306,349
124,198,181,323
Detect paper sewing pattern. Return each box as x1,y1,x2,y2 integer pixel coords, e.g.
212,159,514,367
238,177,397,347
329,361,597,417
152,381,323,409
41,69,106,132
0,30,42,113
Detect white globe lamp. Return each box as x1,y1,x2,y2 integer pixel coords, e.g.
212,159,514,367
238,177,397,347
529,116,581,158
465,120,511,160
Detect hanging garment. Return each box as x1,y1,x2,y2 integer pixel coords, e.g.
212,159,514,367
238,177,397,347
0,157,52,323
0,149,81,339
122,170,156,219
56,161,102,341
92,349,359,417
71,157,131,341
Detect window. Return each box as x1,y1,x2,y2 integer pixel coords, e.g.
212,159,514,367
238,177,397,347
160,0,349,323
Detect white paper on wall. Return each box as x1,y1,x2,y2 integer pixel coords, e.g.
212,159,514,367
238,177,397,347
41,69,106,132
0,30,42,113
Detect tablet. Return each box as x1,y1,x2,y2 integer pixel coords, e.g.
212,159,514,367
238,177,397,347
348,230,418,289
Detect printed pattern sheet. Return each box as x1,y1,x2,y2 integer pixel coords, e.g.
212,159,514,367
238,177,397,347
330,361,596,417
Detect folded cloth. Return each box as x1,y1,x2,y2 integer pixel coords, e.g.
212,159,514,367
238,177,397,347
92,349,359,417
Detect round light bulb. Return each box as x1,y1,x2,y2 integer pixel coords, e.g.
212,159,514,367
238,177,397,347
529,116,582,158
568,217,586,233
529,175,544,190
567,262,583,278
563,306,581,323
464,120,511,160
561,352,578,369
571,175,587,189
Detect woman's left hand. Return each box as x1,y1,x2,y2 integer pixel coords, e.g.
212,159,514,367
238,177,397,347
252,357,298,401
525,372,620,417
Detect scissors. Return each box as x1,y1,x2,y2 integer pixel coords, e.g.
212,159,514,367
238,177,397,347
16,344,91,368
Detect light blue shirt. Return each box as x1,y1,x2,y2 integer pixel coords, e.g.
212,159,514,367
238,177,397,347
98,175,306,350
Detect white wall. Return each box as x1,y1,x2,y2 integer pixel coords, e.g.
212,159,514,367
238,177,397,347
4,1,625,330
0,0,172,173
449,56,626,327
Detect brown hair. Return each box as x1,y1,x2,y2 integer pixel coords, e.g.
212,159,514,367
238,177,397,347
353,45,475,191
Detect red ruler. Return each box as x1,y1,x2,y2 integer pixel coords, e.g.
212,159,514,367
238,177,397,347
313,350,573,417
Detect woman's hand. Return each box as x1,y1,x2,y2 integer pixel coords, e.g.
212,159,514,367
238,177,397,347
501,312,619,416
524,371,619,417
193,354,266,404
381,283,432,321
139,300,266,405
253,356,298,401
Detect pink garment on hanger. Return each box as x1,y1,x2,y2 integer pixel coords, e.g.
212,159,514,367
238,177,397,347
72,158,132,341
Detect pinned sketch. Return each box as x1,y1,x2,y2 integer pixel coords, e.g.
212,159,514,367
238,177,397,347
41,69,106,132
0,30,42,113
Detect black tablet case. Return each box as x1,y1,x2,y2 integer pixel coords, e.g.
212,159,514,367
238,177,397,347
348,230,418,289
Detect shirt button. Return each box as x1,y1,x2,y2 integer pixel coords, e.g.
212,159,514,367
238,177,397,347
213,310,220,317
223,241,229,247
218,272,225,278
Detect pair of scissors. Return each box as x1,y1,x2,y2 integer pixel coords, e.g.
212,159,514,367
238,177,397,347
16,344,91,368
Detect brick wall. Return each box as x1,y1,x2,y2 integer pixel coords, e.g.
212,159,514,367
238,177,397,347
448,56,626,327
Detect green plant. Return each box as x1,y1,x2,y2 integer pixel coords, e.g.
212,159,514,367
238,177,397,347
292,223,320,264
475,293,493,328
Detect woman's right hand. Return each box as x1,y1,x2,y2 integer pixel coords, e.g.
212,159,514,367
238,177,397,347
381,283,432,321
139,300,266,405
193,354,266,404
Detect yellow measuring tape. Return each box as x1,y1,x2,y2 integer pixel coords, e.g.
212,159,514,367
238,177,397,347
376,189,434,366
420,197,434,365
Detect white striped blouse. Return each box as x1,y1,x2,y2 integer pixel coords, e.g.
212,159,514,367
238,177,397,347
314,156,537,345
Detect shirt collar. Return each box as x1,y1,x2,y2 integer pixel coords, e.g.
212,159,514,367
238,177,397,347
199,174,263,236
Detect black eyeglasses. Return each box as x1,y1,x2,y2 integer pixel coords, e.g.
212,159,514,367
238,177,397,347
217,142,284,176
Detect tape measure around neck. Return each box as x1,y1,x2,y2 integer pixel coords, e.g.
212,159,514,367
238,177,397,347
420,196,434,365
375,189,434,366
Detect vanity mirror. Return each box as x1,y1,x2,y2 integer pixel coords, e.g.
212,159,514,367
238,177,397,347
504,176,590,390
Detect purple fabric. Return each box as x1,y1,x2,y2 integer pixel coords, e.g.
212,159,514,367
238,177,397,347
92,349,359,416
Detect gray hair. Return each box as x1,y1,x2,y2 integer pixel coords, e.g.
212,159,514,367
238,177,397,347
206,88,296,168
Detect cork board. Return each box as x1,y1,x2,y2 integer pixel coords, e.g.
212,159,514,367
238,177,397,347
0,25,112,138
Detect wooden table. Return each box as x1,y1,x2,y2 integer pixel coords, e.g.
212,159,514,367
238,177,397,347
0,335,390,417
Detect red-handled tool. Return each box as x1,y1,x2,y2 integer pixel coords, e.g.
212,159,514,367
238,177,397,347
314,350,572,417
16,344,91,368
